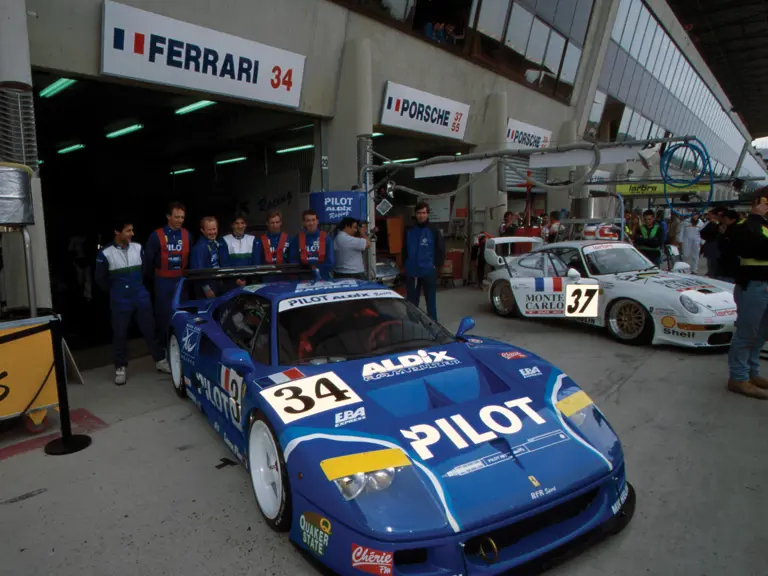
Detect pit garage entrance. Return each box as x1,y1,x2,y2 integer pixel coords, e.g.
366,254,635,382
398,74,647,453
31,71,317,364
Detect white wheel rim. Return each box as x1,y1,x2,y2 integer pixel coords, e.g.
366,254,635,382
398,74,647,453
169,336,182,389
249,421,283,520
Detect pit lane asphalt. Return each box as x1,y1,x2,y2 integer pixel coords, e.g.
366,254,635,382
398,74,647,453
0,287,764,576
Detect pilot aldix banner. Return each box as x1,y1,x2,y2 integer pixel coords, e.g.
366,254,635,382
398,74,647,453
101,1,306,107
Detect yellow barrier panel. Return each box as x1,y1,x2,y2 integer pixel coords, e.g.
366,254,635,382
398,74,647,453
616,183,711,196
0,317,59,422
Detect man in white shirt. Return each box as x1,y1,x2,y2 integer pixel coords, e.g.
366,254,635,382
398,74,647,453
334,217,369,279
677,213,705,273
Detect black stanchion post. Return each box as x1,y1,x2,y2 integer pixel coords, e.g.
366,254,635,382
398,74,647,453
44,316,92,455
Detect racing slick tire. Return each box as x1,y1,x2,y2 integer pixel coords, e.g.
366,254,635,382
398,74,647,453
606,298,654,346
248,412,292,532
491,280,519,317
168,333,186,399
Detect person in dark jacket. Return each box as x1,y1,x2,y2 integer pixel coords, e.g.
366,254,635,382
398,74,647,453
700,208,724,277
95,218,171,385
633,210,663,266
402,201,445,321
726,192,768,399
190,216,231,299
716,210,740,282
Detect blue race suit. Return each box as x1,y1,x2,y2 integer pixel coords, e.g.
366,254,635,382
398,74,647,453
289,229,334,278
95,242,164,368
222,233,259,267
256,232,292,265
190,237,231,299
402,222,446,321
144,226,191,349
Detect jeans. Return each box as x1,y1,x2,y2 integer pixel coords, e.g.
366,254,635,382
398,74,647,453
727,280,768,381
112,298,163,368
406,270,438,321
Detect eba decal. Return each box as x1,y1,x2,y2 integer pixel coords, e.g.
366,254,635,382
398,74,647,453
335,406,366,427
351,545,393,575
519,367,542,379
500,351,527,360
300,512,332,557
400,397,546,460
362,350,459,381
525,293,563,314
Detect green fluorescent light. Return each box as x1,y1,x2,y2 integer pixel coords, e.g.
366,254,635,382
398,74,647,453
275,144,314,154
216,156,247,165
456,152,462,156
372,133,384,137
40,78,76,98
57,144,85,154
383,157,418,164
106,124,144,139
170,168,195,175
175,100,216,115
38,160,43,165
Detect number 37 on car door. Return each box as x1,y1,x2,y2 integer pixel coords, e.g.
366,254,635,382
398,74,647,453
261,372,363,424
564,285,599,318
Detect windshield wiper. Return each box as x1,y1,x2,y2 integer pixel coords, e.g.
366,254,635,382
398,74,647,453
296,356,347,365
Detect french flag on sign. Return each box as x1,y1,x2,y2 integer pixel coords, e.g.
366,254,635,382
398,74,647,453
263,367,305,385
534,277,563,292
112,27,146,55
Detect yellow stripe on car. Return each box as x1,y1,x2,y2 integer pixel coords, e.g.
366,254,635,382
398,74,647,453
556,390,594,417
320,448,412,481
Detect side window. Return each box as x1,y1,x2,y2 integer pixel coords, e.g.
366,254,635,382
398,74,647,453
551,248,586,276
544,252,568,276
219,295,272,365
518,254,544,271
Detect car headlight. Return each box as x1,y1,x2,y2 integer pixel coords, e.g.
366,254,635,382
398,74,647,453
334,468,398,501
680,294,700,314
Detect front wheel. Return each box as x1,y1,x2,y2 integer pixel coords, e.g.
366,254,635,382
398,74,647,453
168,333,186,398
248,413,292,532
606,299,654,345
491,280,518,317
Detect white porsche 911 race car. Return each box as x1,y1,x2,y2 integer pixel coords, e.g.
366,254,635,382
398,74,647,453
485,237,736,348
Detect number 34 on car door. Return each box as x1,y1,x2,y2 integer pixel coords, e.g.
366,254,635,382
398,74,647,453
261,372,363,424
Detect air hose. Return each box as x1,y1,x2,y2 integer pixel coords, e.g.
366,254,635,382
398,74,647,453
660,137,714,218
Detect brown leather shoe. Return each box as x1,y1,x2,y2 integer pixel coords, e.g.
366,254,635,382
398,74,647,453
728,379,768,399
750,375,768,390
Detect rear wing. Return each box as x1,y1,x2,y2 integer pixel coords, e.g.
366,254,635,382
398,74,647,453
484,236,544,269
172,264,319,313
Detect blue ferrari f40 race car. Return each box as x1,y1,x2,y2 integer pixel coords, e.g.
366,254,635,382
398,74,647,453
168,265,634,575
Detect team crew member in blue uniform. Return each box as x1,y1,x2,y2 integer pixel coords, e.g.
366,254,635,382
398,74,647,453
290,209,334,277
144,202,191,351
402,201,445,321
96,219,171,386
258,209,292,265
190,216,231,299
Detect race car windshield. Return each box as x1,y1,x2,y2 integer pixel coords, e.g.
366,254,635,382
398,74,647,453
582,245,655,275
278,297,454,365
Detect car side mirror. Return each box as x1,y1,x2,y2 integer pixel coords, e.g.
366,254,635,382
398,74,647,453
221,348,255,375
567,268,581,281
456,316,475,339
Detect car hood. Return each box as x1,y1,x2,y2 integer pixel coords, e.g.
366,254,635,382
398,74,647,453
603,270,735,310
271,341,620,536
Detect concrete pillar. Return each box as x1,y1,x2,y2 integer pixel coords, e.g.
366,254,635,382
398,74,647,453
547,120,579,213
0,0,53,310
470,92,508,236
327,38,373,189
571,0,621,136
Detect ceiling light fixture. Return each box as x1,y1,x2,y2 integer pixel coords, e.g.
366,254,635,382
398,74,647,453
170,168,195,175
57,144,85,154
40,78,76,98
175,100,216,115
276,144,314,154
372,133,384,137
106,124,144,139
216,156,247,165
383,157,418,164
290,124,314,131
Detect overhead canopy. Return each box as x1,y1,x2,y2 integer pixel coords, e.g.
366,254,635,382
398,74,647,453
669,0,768,137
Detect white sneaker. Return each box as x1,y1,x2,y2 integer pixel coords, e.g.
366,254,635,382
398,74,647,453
115,367,126,386
156,359,171,374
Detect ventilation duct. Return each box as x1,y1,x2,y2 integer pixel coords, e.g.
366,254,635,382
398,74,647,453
0,87,38,168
